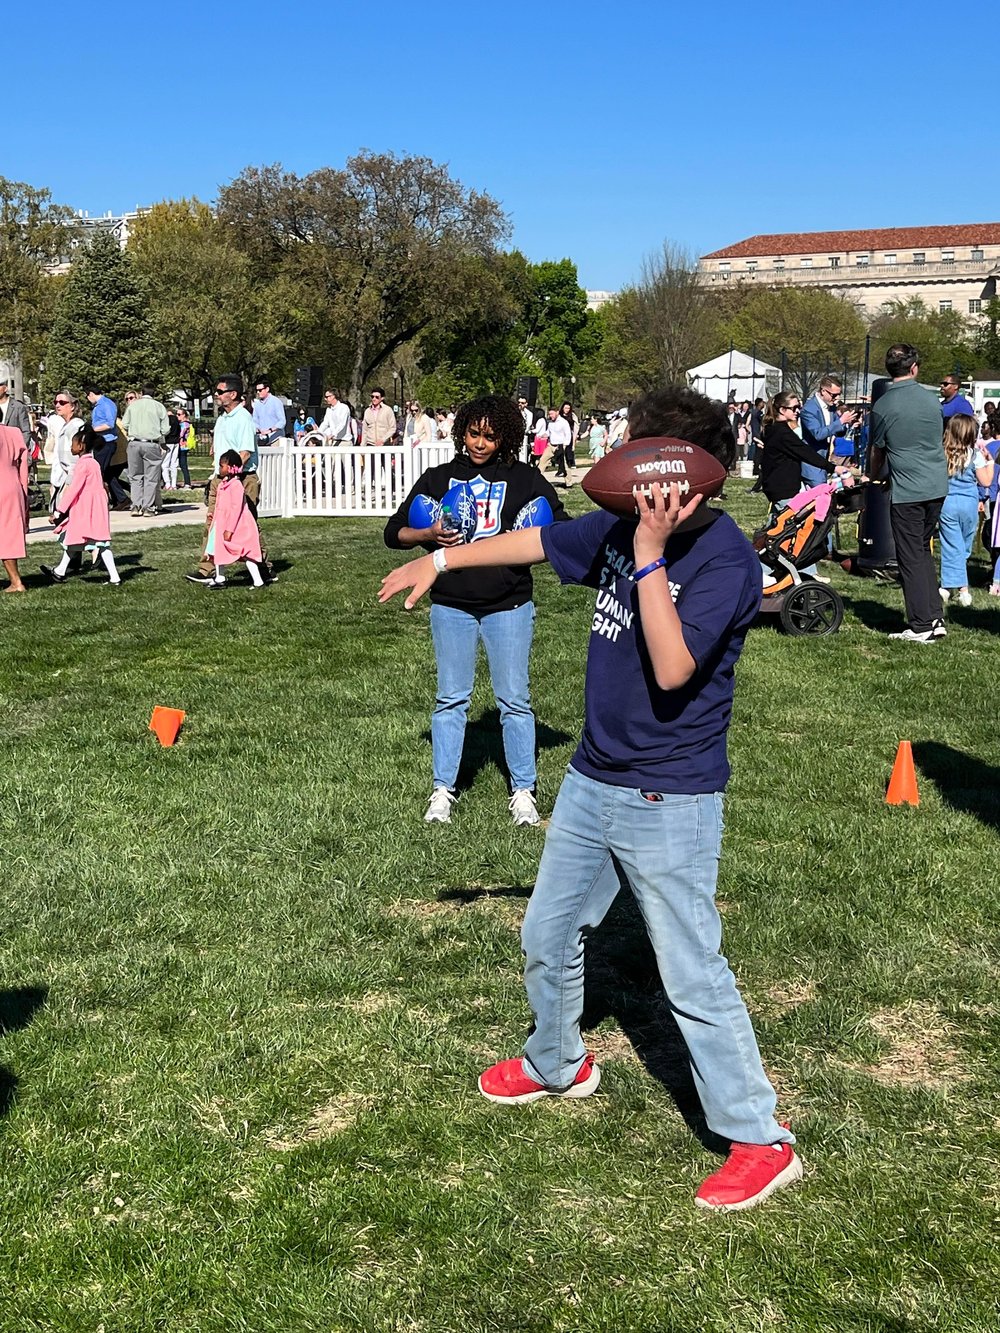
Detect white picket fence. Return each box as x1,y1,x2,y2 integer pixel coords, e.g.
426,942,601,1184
256,437,454,518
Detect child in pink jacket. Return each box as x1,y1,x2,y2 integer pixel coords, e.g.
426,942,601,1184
207,450,266,589
41,426,120,585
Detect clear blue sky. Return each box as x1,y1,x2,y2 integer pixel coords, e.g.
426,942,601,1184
11,0,992,291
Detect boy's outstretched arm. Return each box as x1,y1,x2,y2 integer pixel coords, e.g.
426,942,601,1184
379,527,547,610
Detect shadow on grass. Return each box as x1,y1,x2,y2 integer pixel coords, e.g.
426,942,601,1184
842,596,905,634
420,710,574,794
0,985,48,1120
912,741,1000,832
439,885,533,906
581,892,727,1154
939,604,1000,634
805,1302,935,1333
439,883,722,1153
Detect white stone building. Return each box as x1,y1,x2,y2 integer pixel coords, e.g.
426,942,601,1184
698,224,1000,318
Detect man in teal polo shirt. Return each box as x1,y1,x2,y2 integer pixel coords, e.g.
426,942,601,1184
185,374,271,584
869,343,948,643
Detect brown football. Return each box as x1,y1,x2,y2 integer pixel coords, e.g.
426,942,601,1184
582,436,728,517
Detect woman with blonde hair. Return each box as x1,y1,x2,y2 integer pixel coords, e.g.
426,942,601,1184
938,414,994,607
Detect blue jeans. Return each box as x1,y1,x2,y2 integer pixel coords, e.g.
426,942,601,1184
521,766,790,1146
429,601,536,793
938,494,979,588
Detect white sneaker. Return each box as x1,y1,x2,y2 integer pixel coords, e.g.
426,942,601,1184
888,628,937,644
509,789,540,826
939,586,950,604
424,787,455,823
957,588,972,607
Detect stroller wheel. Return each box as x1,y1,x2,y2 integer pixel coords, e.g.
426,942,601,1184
779,582,844,636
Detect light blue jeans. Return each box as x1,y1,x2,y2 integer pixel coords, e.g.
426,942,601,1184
521,766,790,1146
938,494,979,588
429,601,536,793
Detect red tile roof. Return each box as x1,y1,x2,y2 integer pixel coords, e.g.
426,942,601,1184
700,224,1000,260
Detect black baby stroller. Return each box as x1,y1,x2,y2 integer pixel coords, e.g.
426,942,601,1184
753,481,865,636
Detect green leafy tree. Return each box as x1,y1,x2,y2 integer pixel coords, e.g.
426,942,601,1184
0,176,75,395
583,244,719,406
715,285,867,396
582,293,658,407
128,199,298,401
528,259,600,389
415,254,600,406
217,152,508,403
973,298,1000,377
413,251,533,401
868,297,975,385
44,229,162,402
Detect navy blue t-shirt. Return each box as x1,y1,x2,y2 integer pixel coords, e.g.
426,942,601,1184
541,509,762,792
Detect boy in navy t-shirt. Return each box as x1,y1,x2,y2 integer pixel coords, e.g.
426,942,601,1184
379,388,801,1213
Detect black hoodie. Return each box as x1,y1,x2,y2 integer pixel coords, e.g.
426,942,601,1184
384,456,568,612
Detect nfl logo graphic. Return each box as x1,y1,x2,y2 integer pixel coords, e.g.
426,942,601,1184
448,475,507,541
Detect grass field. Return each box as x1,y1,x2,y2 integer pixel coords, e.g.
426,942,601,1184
1,481,998,1332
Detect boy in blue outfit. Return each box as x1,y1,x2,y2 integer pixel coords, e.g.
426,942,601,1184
379,388,801,1212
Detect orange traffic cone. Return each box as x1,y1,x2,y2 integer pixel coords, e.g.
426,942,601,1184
149,706,186,747
886,740,919,806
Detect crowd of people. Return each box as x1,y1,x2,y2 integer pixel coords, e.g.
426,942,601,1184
0,376,274,592
751,363,998,634
1,346,996,1223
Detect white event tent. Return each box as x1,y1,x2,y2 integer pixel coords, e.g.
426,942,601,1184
687,350,782,403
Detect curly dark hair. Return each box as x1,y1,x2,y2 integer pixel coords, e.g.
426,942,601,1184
627,387,736,472
451,394,525,467
71,422,102,453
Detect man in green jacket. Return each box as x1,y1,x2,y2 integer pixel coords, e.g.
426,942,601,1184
869,343,949,643
122,385,170,516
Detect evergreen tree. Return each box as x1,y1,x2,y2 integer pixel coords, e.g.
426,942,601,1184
44,228,162,402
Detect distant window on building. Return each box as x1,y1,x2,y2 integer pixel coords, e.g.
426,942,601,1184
939,299,953,312
942,250,954,264
746,260,757,271
969,299,982,314
972,249,984,261
885,254,896,266
800,258,812,268
774,257,785,270
829,257,840,268
913,252,925,265
856,254,869,267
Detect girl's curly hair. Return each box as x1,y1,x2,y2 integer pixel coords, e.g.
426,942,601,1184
451,395,524,467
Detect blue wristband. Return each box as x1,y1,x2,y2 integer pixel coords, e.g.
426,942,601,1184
634,557,667,582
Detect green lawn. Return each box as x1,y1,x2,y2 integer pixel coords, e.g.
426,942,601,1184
1,482,998,1332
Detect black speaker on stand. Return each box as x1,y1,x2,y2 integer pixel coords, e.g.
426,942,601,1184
515,375,539,407
295,366,324,409
856,377,897,571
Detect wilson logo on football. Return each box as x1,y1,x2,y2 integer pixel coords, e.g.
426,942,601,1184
634,459,689,477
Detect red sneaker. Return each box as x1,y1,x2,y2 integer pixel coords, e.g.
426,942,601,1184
695,1139,803,1212
478,1053,601,1104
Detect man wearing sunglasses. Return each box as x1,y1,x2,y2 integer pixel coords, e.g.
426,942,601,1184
253,378,286,448
800,377,857,489
185,374,271,584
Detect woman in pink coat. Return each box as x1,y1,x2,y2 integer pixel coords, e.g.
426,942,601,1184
207,450,265,589
40,426,120,586
0,423,29,592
